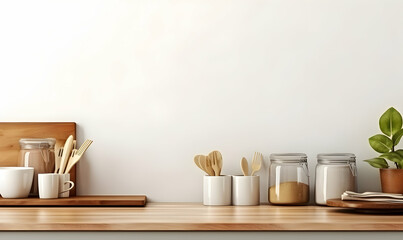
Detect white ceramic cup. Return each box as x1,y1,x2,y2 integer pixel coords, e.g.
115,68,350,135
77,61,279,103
38,173,74,199
0,167,34,198
232,175,260,206
58,173,74,198
203,175,231,206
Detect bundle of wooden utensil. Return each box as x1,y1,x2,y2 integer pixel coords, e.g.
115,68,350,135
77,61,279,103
194,150,223,176
241,152,262,176
54,135,93,174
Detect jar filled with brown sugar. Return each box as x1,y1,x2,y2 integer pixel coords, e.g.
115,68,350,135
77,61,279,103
269,153,310,205
18,138,56,196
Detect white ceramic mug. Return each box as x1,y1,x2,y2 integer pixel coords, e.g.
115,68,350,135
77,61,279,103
38,173,74,199
203,175,231,206
58,173,74,198
0,167,34,198
232,175,260,206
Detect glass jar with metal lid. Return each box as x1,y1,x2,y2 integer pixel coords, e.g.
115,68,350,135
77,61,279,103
315,153,357,205
18,138,56,196
269,153,310,205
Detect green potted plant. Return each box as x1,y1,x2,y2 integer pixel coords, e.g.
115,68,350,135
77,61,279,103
365,107,403,193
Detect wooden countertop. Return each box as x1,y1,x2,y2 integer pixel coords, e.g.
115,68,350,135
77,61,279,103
0,203,403,231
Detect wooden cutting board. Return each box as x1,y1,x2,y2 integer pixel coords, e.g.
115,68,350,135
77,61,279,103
327,199,403,210
0,196,147,206
0,122,77,196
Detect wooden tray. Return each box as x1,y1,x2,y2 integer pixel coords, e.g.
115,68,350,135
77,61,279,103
0,122,77,196
327,199,403,213
0,196,147,207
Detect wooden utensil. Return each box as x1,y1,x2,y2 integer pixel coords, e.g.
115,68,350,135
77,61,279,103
198,155,212,176
54,147,63,173
198,155,207,174
65,139,93,174
250,152,262,176
211,157,220,176
58,135,74,174
64,140,77,173
241,157,249,176
65,149,77,174
208,151,222,176
202,156,215,176
194,155,203,169
194,155,209,175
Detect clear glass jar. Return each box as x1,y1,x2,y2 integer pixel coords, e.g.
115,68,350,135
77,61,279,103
269,153,309,205
315,153,357,205
18,138,56,196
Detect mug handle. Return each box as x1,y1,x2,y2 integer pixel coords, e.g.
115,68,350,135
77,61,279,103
59,181,75,194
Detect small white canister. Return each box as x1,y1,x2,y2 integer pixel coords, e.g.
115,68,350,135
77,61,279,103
232,176,260,206
203,175,231,206
315,153,357,205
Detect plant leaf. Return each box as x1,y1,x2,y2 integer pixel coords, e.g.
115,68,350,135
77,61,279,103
379,107,402,136
364,158,389,168
381,152,403,160
380,152,403,168
392,129,403,146
396,149,403,158
369,134,393,153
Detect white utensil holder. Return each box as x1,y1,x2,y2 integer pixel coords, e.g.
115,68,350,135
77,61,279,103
203,175,231,206
232,175,260,206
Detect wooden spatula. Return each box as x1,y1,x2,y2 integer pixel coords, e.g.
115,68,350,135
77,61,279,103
198,155,211,176
194,155,203,170
203,156,215,176
194,155,209,175
241,157,249,176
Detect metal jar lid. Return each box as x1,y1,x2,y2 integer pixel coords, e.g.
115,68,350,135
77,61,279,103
317,153,356,164
270,153,307,163
19,138,56,150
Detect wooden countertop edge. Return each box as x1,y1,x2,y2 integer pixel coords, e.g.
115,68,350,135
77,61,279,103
0,203,403,231
0,223,403,231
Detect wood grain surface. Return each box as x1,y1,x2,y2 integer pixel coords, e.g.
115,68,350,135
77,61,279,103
0,203,403,231
327,199,403,209
0,195,146,206
0,122,77,196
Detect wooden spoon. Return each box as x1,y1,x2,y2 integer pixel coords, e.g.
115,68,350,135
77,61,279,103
250,152,262,176
58,135,74,174
241,157,249,176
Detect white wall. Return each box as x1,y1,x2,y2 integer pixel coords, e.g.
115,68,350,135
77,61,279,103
0,0,402,202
